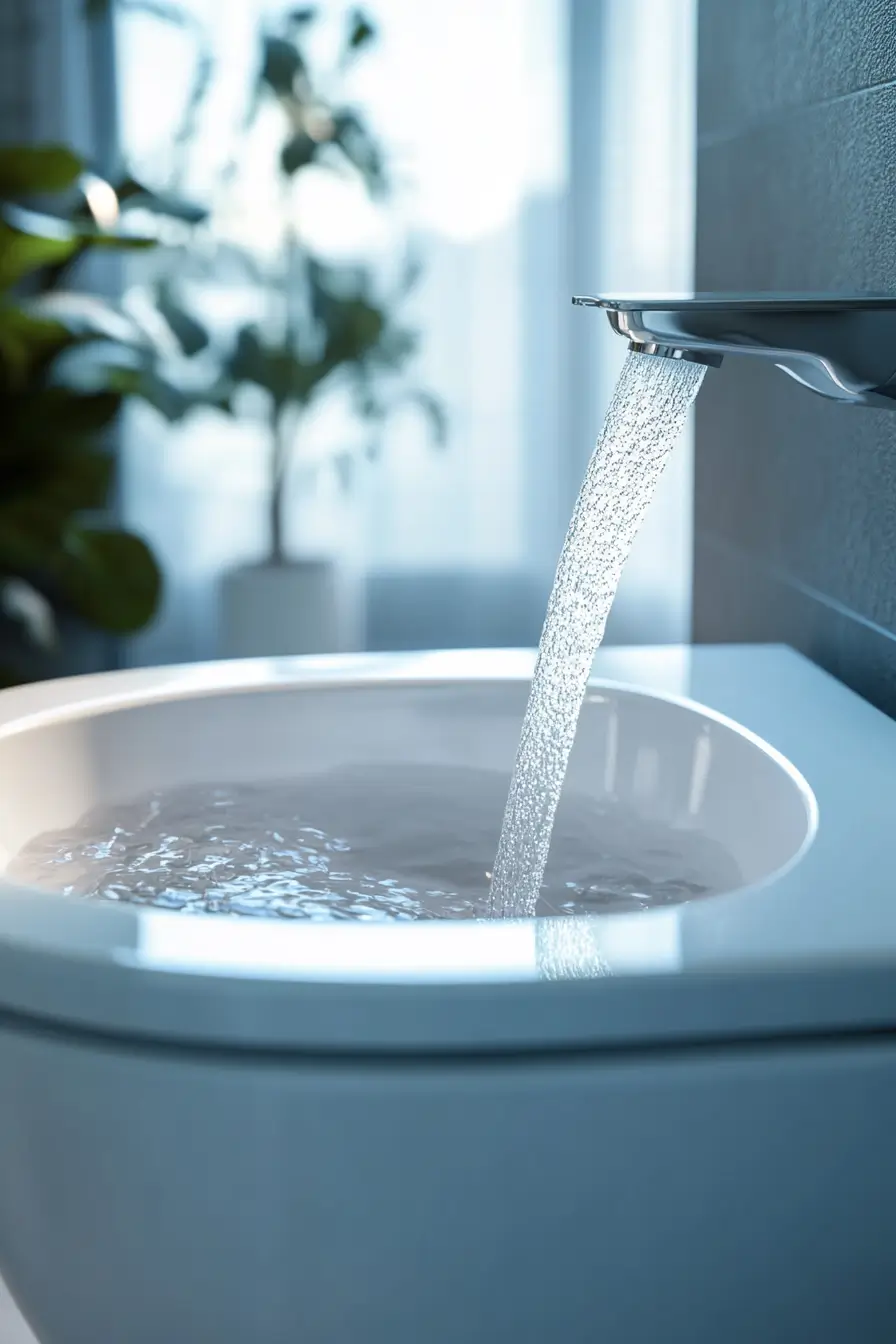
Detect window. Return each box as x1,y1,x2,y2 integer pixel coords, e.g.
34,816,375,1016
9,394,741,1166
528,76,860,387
115,0,569,661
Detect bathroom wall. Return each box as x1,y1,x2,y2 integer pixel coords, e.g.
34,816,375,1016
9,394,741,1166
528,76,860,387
0,0,36,135
693,0,896,715
0,0,112,153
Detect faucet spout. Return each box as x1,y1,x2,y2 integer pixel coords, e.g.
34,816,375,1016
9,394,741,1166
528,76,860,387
573,294,896,408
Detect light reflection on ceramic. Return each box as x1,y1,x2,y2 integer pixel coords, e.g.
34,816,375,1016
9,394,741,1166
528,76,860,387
0,650,816,987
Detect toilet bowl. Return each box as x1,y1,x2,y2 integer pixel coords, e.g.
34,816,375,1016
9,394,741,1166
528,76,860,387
1,645,895,1344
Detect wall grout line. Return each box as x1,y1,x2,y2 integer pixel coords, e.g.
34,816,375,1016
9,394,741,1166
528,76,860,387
697,74,896,151
697,531,896,645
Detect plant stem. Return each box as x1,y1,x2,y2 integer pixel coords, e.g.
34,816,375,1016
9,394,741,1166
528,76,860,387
269,408,290,567
268,210,300,568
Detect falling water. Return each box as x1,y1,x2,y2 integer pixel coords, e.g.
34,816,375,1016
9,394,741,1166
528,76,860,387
11,352,716,927
489,351,707,918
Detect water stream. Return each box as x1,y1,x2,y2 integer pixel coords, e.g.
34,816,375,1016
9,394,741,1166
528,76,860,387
488,351,706,917
10,351,712,923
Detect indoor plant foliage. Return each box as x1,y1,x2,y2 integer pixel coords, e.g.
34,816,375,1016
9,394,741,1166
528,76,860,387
135,3,445,653
227,6,445,567
0,144,169,686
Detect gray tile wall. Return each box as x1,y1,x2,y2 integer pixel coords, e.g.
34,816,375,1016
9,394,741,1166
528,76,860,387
0,0,38,137
694,0,896,715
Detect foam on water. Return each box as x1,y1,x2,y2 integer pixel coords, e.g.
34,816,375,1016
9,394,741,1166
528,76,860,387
9,763,739,920
489,352,707,917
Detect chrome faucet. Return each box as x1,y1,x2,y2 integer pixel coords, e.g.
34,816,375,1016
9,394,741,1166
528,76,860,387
572,294,896,408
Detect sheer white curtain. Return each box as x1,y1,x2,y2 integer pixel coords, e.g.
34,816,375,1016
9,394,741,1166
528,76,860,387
115,0,569,663
115,0,696,665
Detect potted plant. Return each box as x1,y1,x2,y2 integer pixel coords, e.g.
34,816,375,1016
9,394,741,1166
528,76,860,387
0,142,169,684
134,4,444,656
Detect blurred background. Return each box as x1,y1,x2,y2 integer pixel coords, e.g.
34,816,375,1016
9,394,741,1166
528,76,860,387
0,0,696,684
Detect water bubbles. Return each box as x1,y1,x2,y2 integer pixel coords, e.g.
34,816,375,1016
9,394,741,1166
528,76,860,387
8,764,739,923
489,353,707,918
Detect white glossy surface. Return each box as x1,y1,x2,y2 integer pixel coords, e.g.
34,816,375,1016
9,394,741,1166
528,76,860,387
1,645,894,1344
0,1275,33,1344
0,652,812,975
0,644,894,1052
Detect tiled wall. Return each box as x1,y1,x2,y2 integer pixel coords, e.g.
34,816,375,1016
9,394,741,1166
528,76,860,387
694,0,896,714
0,0,37,136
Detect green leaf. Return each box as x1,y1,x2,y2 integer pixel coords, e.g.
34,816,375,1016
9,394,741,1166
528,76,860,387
371,323,417,370
50,390,122,437
49,341,147,399
0,204,155,295
114,364,232,421
0,306,71,382
59,527,161,633
280,132,317,177
72,228,156,252
346,9,376,52
227,326,329,407
0,219,80,291
351,369,384,422
228,324,266,383
399,252,423,296
156,283,209,355
2,384,121,452
30,291,144,346
53,446,115,512
0,145,84,198
5,199,156,249
332,110,386,194
115,176,208,224
126,370,199,422
0,437,114,518
0,499,69,569
323,295,386,366
202,381,234,415
406,389,448,447
308,261,346,328
261,36,304,96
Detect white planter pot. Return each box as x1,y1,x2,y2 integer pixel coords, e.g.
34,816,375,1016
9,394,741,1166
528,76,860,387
219,559,359,658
